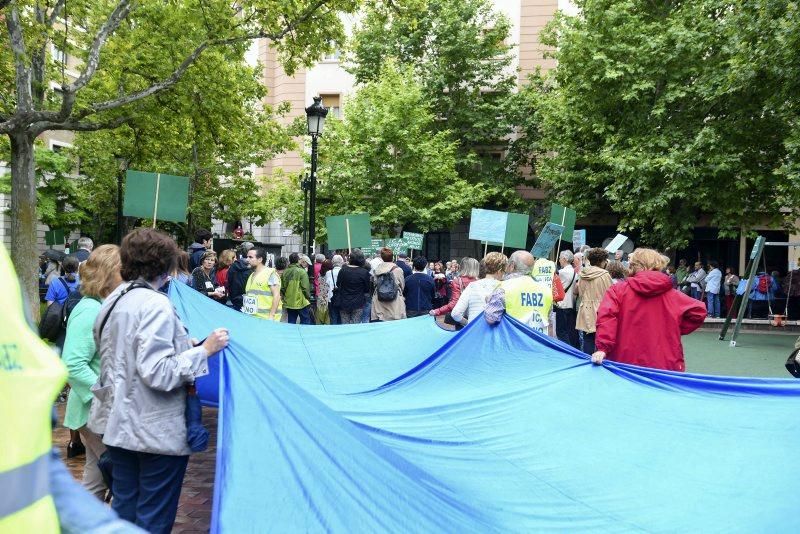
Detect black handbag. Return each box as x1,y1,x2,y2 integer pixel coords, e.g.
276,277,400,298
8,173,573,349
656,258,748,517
785,349,800,378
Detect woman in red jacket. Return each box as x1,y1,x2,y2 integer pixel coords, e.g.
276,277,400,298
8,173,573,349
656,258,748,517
430,257,479,326
591,248,706,371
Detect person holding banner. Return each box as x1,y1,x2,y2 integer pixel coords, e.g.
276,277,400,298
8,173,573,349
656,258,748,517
592,248,706,371
574,248,613,355
484,251,553,333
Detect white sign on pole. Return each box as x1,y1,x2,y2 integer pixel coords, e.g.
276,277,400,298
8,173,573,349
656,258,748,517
572,229,586,251
604,234,628,254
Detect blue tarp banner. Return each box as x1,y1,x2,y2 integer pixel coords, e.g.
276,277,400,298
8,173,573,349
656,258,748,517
169,282,800,532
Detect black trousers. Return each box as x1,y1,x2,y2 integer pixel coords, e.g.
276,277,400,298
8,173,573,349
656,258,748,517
554,307,580,349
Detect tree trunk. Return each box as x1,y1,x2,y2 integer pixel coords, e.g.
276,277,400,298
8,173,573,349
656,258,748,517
9,133,41,322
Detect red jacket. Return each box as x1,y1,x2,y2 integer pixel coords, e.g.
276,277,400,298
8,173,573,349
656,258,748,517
595,270,706,371
433,276,476,316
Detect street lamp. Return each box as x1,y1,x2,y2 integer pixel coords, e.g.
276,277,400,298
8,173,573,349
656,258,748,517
304,96,328,297
114,155,127,244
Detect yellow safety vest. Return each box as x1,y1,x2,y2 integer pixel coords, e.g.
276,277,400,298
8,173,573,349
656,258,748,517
243,267,281,320
502,275,553,333
0,243,65,533
532,258,556,289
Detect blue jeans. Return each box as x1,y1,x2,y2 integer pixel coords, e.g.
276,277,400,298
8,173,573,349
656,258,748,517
581,332,596,355
287,305,312,325
329,304,341,325
691,287,702,300
706,292,720,318
107,446,189,534
362,298,372,323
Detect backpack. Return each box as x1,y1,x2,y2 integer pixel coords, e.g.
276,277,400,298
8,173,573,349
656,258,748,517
376,266,399,302
757,274,771,294
39,277,81,342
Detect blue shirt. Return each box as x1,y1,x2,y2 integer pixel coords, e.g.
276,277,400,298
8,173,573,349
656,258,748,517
45,277,80,304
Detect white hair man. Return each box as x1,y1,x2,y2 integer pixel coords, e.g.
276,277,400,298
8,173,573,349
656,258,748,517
555,250,580,348
484,251,553,333
74,237,94,263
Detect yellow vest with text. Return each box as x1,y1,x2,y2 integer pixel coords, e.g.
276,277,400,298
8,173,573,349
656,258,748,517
532,258,556,289
0,243,65,534
502,275,553,333
244,267,281,320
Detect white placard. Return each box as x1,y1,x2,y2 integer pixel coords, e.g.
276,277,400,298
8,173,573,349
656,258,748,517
604,233,628,253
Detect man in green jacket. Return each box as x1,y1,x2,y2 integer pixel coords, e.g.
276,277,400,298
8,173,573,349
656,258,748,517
281,252,312,324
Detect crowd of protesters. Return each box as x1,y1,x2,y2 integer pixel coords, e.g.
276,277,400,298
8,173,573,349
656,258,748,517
35,225,800,533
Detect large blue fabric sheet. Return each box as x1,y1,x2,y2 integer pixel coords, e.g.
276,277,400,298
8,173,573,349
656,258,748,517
169,282,800,532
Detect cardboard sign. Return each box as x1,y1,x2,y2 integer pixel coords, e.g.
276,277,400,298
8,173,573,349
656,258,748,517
549,204,577,241
604,234,629,254
123,170,190,224
531,223,565,258
572,229,586,251
325,213,372,250
403,232,424,251
469,209,529,249
469,208,508,244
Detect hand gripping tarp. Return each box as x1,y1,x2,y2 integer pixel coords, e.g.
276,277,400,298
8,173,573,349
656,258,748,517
169,282,800,532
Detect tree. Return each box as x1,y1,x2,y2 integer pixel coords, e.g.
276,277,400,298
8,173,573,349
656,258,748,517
0,0,358,316
311,62,483,237
531,0,800,249
348,0,522,209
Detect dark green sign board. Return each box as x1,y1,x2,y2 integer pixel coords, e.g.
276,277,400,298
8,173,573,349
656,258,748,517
326,213,372,250
123,170,190,224
384,238,409,253
361,239,385,256
44,229,65,247
403,232,424,250
549,203,577,241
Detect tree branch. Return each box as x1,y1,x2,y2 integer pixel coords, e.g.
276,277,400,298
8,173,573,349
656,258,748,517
31,116,130,134
64,0,133,96
0,0,12,11
48,0,67,26
75,0,329,119
5,5,33,112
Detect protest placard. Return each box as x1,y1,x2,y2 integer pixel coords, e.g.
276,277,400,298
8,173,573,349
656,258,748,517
531,223,565,258
326,213,372,250
123,170,190,225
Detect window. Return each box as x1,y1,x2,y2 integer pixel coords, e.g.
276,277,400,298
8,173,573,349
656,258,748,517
50,43,66,64
320,94,341,118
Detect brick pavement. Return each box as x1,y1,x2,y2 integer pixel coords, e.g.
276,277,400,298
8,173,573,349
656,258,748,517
53,402,217,533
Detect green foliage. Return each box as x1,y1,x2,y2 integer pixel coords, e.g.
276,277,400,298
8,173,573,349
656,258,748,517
348,0,522,209
528,0,800,249
306,62,481,237
0,142,88,230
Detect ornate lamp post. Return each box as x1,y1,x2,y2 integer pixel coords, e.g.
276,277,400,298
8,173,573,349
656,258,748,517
304,96,328,294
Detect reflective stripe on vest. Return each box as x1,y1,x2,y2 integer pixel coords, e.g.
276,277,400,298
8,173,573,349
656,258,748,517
0,452,49,517
503,275,553,333
0,242,64,532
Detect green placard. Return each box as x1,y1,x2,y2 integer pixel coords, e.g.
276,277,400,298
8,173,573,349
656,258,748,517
361,238,385,256
384,237,409,253
549,203,577,241
482,212,530,250
403,232,424,250
44,229,65,247
123,170,190,224
325,213,372,250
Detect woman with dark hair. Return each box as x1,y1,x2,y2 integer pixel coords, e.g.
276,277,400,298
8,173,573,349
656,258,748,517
335,249,372,324
88,228,229,533
45,255,80,305
315,259,334,325
432,261,448,308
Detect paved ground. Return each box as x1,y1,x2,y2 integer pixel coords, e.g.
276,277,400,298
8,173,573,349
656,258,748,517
52,328,798,532
53,404,217,533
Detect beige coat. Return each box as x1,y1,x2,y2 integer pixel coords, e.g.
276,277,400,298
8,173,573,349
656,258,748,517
371,262,407,321
574,265,612,333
